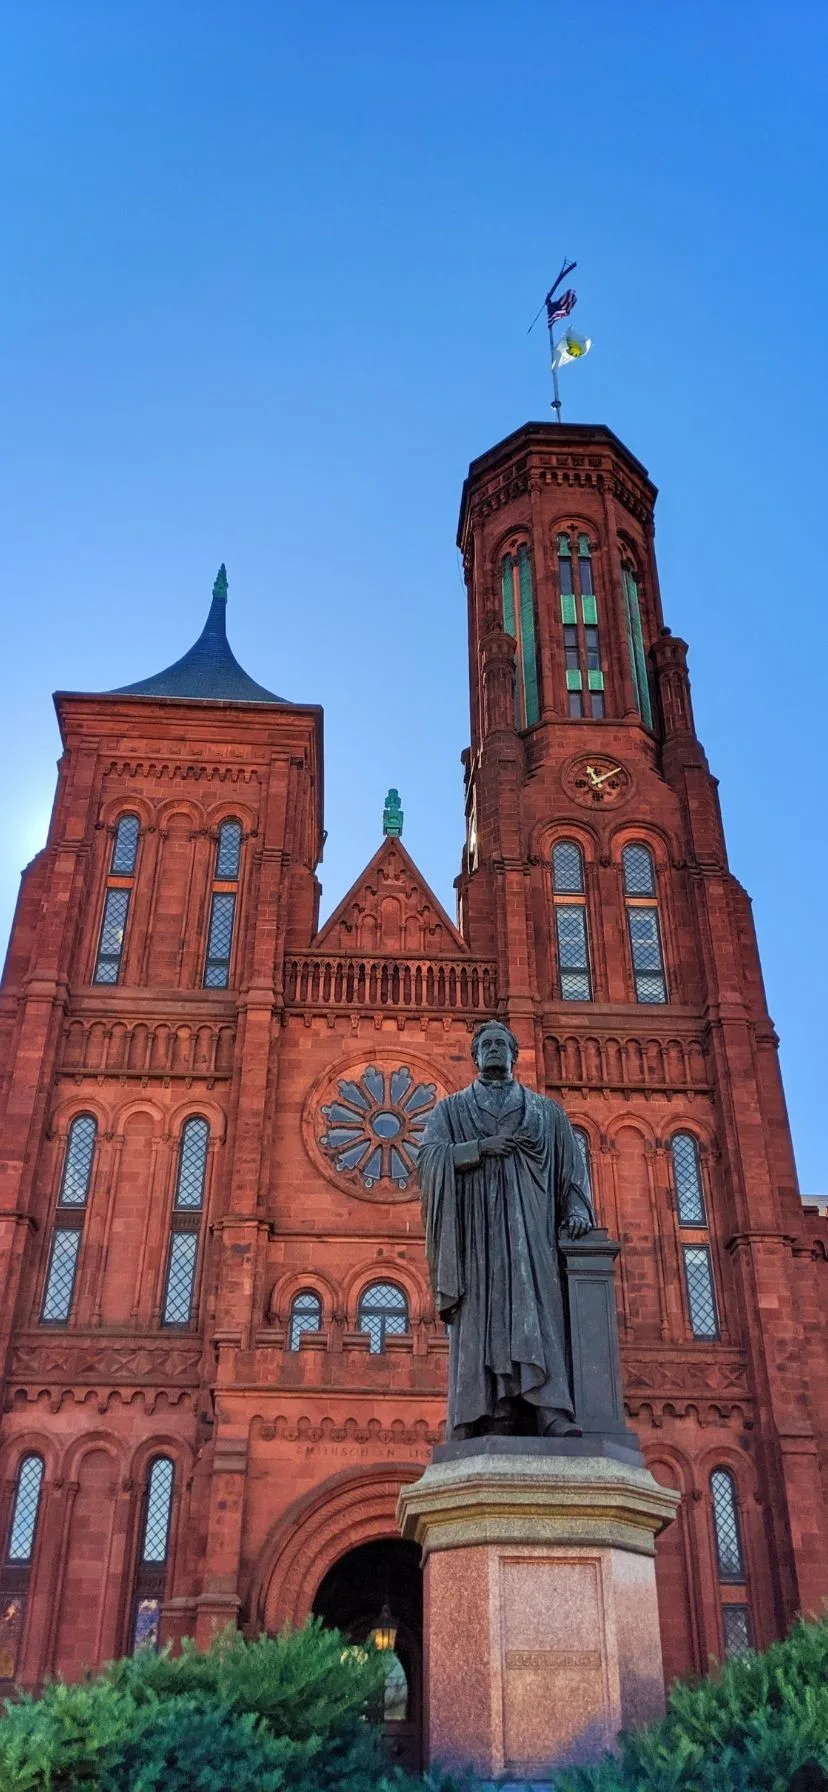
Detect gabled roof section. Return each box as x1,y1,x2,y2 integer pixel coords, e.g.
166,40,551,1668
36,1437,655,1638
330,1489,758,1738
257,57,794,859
314,837,468,956
110,565,286,704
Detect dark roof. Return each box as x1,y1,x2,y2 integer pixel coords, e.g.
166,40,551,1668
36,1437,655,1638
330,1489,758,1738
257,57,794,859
110,566,286,704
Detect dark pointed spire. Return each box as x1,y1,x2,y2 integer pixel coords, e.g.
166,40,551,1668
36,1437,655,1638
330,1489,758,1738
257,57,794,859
111,565,285,704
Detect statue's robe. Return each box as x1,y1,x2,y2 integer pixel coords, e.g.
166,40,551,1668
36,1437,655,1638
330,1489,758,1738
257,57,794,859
418,1079,593,1436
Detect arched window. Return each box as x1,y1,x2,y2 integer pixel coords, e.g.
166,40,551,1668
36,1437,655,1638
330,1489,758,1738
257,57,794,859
358,1281,409,1354
552,841,591,1000
41,1115,97,1324
558,533,605,718
132,1456,175,1652
204,822,242,987
501,543,540,728
162,1119,209,1326
94,814,140,984
710,1468,752,1656
622,844,667,1003
671,1133,706,1225
289,1290,323,1350
572,1128,592,1202
621,560,653,728
0,1454,44,1680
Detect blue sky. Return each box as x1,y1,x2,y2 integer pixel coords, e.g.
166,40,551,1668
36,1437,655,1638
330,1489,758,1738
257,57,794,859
2,3,826,1191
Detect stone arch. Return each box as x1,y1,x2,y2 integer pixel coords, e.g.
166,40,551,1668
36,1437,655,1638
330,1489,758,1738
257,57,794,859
247,1463,425,1632
341,1257,427,1328
268,1267,340,1326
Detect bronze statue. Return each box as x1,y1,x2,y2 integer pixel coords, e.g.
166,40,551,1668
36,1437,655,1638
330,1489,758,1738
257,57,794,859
417,1020,593,1440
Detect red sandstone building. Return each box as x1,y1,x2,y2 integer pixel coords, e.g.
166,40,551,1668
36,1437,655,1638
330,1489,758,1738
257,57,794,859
0,420,825,1759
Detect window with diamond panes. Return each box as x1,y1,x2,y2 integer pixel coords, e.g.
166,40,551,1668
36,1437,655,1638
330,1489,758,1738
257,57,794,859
683,1245,719,1339
111,813,140,875
216,820,242,880
132,1457,174,1653
621,563,653,729
94,886,130,984
358,1281,408,1354
501,544,540,728
289,1290,323,1350
573,1128,592,1201
59,1115,97,1207
41,1227,82,1323
622,844,667,1003
0,1454,44,1679
558,534,605,718
671,1133,706,1225
204,892,236,987
174,1118,208,1209
552,840,591,999
721,1604,753,1658
710,1469,744,1580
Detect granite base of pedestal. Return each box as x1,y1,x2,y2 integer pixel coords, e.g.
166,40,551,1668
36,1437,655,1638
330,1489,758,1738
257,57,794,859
397,1449,680,1781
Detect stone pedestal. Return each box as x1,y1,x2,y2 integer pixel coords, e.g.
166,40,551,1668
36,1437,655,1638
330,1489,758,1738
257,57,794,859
398,1446,680,1781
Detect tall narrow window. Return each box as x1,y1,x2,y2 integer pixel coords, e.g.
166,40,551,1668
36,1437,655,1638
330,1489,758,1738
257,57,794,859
204,821,242,987
621,563,654,729
572,1128,593,1201
622,844,667,1003
358,1281,409,1354
40,1115,97,1324
671,1133,706,1224
0,1454,44,1680
132,1457,175,1652
162,1118,208,1326
501,544,540,728
289,1290,323,1350
94,814,140,983
710,1469,752,1656
558,534,605,718
682,1244,719,1339
552,841,592,1000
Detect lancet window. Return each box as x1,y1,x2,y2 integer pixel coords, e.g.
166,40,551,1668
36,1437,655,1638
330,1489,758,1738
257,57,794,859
622,844,667,1003
131,1456,175,1652
40,1114,97,1324
621,561,654,728
710,1468,753,1656
671,1133,706,1225
204,820,242,988
93,813,140,983
552,841,592,1000
0,1454,44,1680
558,534,605,718
161,1118,208,1326
572,1127,593,1202
288,1290,323,1350
500,542,540,728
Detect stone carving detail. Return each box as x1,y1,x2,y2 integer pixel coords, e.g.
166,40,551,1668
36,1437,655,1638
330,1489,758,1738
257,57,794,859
314,840,465,957
61,1019,235,1078
104,759,259,784
623,1354,748,1394
254,1414,443,1445
10,1338,202,1383
543,1033,708,1091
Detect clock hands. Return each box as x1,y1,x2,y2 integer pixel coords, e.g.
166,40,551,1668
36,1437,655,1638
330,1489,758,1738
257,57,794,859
585,763,622,788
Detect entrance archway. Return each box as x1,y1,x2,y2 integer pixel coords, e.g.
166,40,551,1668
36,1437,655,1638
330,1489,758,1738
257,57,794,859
313,1538,422,1772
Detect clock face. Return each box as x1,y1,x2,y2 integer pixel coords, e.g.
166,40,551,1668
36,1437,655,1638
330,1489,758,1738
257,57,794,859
564,756,632,807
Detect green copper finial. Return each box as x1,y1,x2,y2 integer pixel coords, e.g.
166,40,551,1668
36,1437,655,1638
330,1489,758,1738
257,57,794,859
383,788,403,838
213,563,228,601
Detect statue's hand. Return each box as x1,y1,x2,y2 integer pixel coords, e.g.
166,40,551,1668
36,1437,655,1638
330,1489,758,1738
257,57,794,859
560,1208,592,1239
480,1134,518,1158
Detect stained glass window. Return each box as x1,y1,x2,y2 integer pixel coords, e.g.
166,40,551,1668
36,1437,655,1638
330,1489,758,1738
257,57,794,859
204,892,236,987
111,813,140,875
683,1245,719,1339
216,820,242,881
501,545,540,728
358,1282,408,1354
132,1458,174,1654
59,1116,96,1207
6,1456,44,1564
722,1604,752,1658
671,1133,706,1225
0,1596,24,1680
41,1227,81,1323
133,1598,162,1652
289,1291,323,1350
94,887,130,984
710,1469,744,1580
162,1231,198,1326
175,1119,209,1209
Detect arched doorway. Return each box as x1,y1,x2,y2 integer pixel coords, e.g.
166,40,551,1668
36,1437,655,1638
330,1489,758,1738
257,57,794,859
312,1538,422,1772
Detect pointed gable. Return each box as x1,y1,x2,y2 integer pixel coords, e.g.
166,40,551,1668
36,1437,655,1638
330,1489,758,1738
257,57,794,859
315,838,468,956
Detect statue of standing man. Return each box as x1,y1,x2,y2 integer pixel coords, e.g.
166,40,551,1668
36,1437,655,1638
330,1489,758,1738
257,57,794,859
417,1021,594,1440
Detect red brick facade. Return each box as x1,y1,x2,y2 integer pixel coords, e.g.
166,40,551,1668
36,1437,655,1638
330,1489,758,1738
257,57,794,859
0,421,825,1701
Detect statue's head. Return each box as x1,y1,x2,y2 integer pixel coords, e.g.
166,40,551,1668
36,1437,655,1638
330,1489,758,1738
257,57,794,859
471,1021,520,1079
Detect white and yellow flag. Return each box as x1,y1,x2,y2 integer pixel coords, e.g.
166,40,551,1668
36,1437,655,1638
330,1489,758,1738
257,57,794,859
552,328,591,369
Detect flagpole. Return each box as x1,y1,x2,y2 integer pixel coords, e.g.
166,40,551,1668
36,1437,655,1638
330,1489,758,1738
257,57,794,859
549,322,563,422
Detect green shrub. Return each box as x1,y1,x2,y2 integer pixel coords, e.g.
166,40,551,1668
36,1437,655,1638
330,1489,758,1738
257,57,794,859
0,1619,398,1792
557,1616,828,1792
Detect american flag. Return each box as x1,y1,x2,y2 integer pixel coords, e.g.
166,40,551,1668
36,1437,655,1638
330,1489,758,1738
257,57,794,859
546,288,577,326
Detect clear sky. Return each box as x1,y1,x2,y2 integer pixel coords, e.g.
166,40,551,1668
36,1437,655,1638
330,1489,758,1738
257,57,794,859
2,3,826,1192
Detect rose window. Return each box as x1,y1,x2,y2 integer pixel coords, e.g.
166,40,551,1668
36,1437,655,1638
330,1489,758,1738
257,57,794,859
319,1065,436,1190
